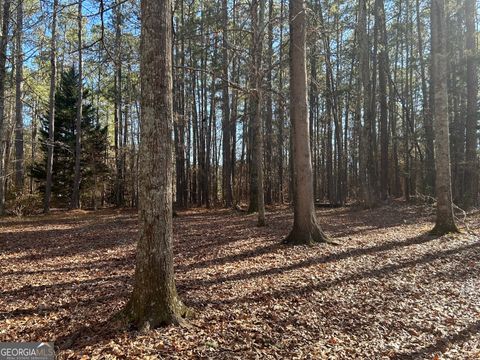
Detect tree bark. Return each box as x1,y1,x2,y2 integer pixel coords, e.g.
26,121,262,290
358,0,377,208
318,0,342,205
264,0,273,205
284,0,328,245
221,0,233,207
430,0,458,234
14,0,24,191
416,0,434,196
173,7,187,209
463,0,478,208
248,0,266,226
71,0,82,209
277,0,285,203
391,1,402,197
126,0,187,329
114,0,124,206
0,0,11,215
376,0,389,201
43,0,58,213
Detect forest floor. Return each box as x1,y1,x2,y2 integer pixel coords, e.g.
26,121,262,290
0,202,479,359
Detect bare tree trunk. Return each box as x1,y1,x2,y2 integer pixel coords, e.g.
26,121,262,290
43,0,57,213
179,14,188,208
30,99,37,194
248,0,266,226
463,0,478,208
114,0,124,206
230,58,238,205
284,0,328,245
391,1,402,197
334,4,345,206
205,55,215,209
71,0,82,209
230,0,238,205
376,0,389,201
130,76,138,207
309,44,317,201
122,88,128,205
248,3,258,214
254,0,265,225
264,0,273,205
277,0,285,203
14,0,23,191
4,101,14,197
403,23,410,202
191,60,198,205
123,92,129,205
0,0,11,215
343,54,355,202
318,0,342,205
221,0,232,207
126,0,187,329
416,0,434,196
430,0,458,234
358,0,377,208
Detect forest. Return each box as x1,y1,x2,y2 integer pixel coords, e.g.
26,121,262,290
0,0,479,358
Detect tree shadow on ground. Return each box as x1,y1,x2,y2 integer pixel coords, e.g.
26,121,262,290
2,256,131,277
394,319,480,359
0,209,137,228
173,209,276,259
176,203,434,273
0,274,132,299
1,205,475,356
0,293,127,321
0,215,137,260
54,309,130,354
179,232,440,283
188,240,480,307
30,233,476,355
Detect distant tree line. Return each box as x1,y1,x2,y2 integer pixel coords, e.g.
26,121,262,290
0,0,476,224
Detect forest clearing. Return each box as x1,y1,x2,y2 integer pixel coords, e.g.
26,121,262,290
1,203,479,359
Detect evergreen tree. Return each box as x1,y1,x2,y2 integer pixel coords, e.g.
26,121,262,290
33,67,108,207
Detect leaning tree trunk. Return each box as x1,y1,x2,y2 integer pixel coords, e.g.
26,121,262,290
126,0,188,329
43,0,57,213
430,0,458,234
284,0,328,245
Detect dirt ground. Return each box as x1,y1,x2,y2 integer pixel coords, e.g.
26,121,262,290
0,202,479,359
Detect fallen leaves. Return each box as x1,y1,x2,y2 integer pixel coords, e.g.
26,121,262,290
0,203,479,359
